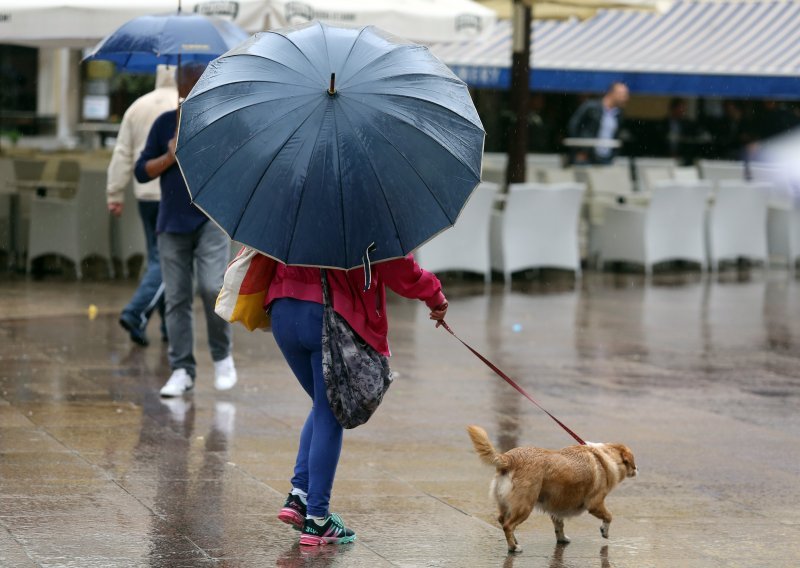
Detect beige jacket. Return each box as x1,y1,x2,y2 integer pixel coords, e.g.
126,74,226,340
106,66,178,204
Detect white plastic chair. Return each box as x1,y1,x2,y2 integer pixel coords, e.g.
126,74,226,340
582,165,635,201
0,158,14,253
672,166,699,183
707,181,769,269
633,157,677,192
27,169,111,278
612,156,632,170
748,163,800,269
114,181,147,278
416,182,498,282
526,153,563,168
11,159,46,260
490,182,585,281
599,181,711,273
698,159,745,184
533,167,575,184
639,165,673,193
481,152,507,186
579,166,635,263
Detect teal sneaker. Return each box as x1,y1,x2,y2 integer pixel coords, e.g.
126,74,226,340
277,493,306,530
299,513,356,546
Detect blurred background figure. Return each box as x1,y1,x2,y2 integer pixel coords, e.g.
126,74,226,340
715,100,748,160
757,100,800,142
658,98,692,161
107,65,177,346
135,63,236,398
567,81,629,165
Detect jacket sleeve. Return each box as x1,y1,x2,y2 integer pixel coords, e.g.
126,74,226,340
380,255,446,309
567,101,596,139
134,117,163,184
106,110,136,204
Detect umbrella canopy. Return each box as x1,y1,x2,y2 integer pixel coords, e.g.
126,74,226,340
176,22,485,270
83,12,249,71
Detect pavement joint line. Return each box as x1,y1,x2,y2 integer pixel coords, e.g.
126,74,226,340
0,521,41,567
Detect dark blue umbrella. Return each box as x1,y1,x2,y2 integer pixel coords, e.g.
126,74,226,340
176,22,485,271
83,12,248,72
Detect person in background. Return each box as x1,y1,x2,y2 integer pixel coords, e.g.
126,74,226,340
717,100,747,160
756,100,799,141
657,97,704,164
107,65,177,346
134,63,237,398
567,82,629,165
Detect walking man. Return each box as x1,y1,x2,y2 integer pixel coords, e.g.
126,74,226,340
135,63,237,397
107,65,177,345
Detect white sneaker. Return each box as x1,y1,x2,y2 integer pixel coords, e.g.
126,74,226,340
214,355,238,391
160,369,194,397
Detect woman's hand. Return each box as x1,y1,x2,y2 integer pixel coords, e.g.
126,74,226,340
429,301,448,328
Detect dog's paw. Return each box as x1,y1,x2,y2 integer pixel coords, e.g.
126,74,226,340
508,544,523,554
600,522,610,539
556,535,571,544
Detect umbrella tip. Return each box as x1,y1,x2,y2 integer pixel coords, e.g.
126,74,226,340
328,73,336,96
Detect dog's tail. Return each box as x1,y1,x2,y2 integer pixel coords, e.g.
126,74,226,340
467,425,511,469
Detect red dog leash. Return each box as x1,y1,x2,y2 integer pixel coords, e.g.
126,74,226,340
439,321,586,446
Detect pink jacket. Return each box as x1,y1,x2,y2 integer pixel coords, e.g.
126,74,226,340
265,255,446,356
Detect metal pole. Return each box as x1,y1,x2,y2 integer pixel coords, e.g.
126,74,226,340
505,0,531,189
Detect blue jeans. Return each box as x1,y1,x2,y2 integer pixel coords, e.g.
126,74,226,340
158,221,232,378
271,298,343,518
122,200,164,331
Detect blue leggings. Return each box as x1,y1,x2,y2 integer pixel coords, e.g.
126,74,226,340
270,298,343,517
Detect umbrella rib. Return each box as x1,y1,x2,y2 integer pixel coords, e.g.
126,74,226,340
188,96,322,202
180,92,317,148
332,102,349,269
343,72,465,92
214,53,321,89
337,103,405,253
320,23,333,81
285,104,333,263
229,97,329,239
352,106,454,225
339,45,413,90
276,27,329,85
352,95,483,180
337,26,372,84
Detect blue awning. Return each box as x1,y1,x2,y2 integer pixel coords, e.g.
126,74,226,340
429,1,800,98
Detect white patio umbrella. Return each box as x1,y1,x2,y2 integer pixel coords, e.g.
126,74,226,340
0,0,269,48
267,0,497,43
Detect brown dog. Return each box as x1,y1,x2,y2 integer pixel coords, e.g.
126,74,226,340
467,425,637,553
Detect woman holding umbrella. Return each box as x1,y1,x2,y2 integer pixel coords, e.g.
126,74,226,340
270,258,449,545
175,22,484,546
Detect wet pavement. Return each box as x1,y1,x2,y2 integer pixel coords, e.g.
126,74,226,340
1,271,799,567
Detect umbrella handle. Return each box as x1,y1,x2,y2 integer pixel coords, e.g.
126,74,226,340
328,73,336,96
362,242,376,292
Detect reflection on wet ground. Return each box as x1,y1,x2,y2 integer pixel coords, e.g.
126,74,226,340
1,271,799,566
